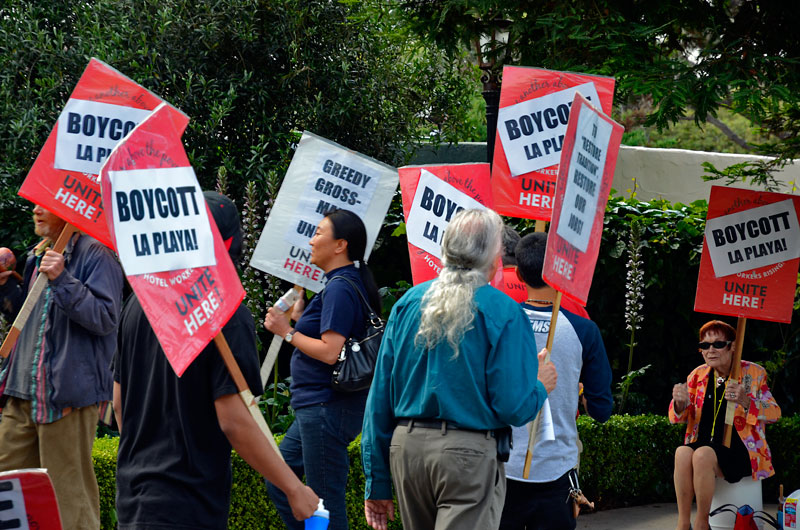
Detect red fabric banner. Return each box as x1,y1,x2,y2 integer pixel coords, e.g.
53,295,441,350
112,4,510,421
19,58,188,249
100,104,244,376
695,186,800,323
491,66,615,221
543,94,624,306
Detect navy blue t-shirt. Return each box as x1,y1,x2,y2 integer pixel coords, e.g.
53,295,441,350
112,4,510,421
290,264,369,408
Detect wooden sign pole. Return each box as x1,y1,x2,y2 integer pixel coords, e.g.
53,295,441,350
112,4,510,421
214,332,283,460
522,290,562,479
723,316,747,448
0,223,78,358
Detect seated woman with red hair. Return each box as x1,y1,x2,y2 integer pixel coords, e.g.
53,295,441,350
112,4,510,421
669,320,781,530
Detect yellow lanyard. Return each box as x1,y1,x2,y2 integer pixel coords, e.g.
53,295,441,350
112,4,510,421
710,374,727,442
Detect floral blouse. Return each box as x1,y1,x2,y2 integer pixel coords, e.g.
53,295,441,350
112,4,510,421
669,360,781,480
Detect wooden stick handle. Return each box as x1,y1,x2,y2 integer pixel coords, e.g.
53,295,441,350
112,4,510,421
534,220,547,233
0,224,77,358
723,316,746,448
0,327,20,359
240,389,282,457
51,223,79,253
214,333,250,391
214,332,283,461
523,291,562,478
523,418,537,478
544,292,562,357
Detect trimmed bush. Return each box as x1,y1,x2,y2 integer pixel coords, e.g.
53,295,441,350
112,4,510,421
94,414,799,528
93,437,119,529
579,413,800,508
577,414,683,508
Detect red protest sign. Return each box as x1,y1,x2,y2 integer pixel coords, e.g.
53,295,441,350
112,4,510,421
399,163,495,285
20,58,188,249
0,469,61,529
500,266,528,303
695,186,800,323
492,66,615,221
499,265,590,318
100,104,244,376
543,94,623,306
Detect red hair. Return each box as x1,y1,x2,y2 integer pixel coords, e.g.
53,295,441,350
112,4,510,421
698,320,736,341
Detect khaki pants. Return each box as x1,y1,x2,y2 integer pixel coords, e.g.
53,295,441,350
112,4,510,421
0,397,100,530
389,423,506,530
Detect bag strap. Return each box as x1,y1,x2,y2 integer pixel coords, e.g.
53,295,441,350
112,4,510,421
710,504,740,518
325,275,381,324
753,511,780,530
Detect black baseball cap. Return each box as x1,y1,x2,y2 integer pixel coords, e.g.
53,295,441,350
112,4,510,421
203,191,243,263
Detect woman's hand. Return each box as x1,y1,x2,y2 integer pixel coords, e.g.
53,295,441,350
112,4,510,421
725,381,750,409
263,306,292,337
365,499,395,530
672,383,689,414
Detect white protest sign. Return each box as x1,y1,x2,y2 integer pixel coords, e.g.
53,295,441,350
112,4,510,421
107,166,215,275
405,169,488,259
535,399,556,442
497,82,601,177
285,147,380,249
250,131,398,292
555,105,613,253
55,99,153,174
704,199,800,278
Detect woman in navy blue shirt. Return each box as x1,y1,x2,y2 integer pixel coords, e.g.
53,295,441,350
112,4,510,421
264,209,381,530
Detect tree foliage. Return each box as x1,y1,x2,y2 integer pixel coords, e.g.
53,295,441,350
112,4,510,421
395,0,800,187
0,0,478,250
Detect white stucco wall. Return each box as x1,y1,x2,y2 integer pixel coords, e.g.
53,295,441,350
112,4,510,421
612,146,800,203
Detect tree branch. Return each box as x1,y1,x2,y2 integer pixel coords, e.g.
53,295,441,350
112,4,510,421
705,115,753,151
680,113,754,151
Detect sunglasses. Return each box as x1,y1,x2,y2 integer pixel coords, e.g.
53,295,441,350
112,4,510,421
698,340,732,350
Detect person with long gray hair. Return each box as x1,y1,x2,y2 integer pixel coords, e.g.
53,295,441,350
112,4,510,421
361,208,557,530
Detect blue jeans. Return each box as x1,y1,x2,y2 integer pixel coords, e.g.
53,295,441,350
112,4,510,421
267,394,366,530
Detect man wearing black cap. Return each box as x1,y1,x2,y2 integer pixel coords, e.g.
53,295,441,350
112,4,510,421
113,191,318,529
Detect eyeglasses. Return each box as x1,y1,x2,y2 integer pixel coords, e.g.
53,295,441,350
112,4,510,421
698,340,732,350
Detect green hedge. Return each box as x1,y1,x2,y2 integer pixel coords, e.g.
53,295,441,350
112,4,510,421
93,414,800,528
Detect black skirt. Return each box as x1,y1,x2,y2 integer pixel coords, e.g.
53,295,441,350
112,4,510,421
686,379,751,483
686,439,751,483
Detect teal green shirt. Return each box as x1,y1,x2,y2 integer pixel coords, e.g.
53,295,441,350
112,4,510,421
361,280,547,500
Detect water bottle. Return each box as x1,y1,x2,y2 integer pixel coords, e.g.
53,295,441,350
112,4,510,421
784,488,800,530
778,484,784,528
305,498,329,530
274,288,300,313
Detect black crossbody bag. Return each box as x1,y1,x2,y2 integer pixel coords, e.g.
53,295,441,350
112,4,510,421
327,276,385,393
